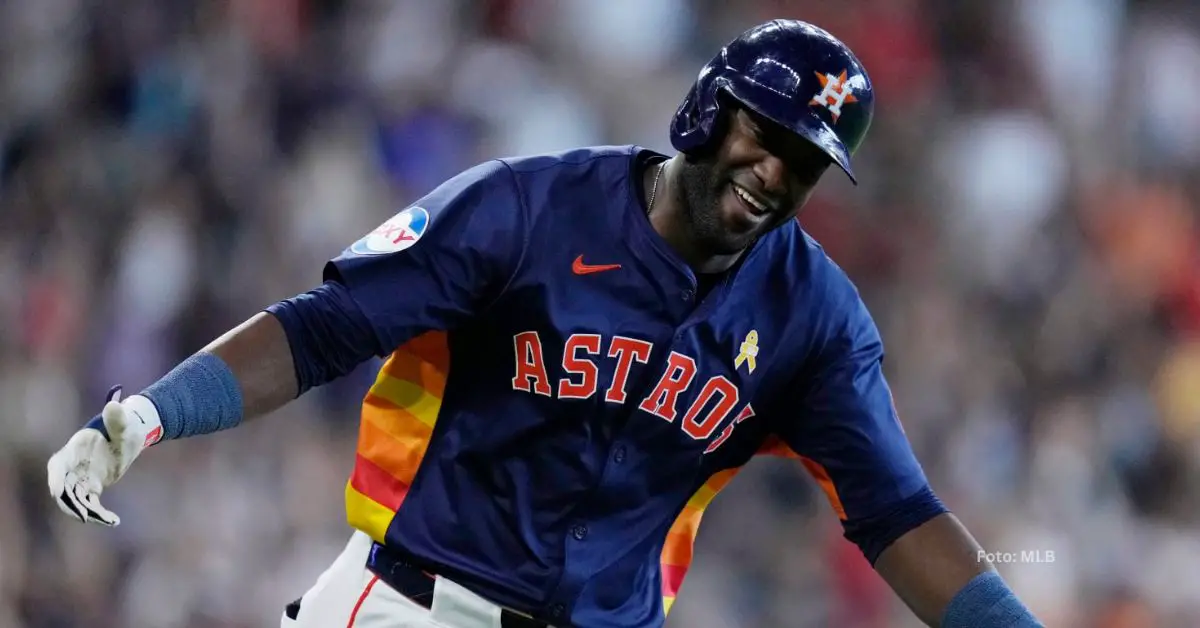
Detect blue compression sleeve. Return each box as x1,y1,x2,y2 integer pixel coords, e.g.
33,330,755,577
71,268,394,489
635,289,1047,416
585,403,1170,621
842,485,948,564
264,279,381,396
942,571,1043,627
86,281,376,442
83,354,243,442
143,352,244,440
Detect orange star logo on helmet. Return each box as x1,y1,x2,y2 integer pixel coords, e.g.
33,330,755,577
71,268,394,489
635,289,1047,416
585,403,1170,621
809,70,858,122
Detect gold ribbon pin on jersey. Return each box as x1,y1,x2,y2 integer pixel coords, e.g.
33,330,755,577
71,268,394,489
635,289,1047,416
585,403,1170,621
735,330,759,374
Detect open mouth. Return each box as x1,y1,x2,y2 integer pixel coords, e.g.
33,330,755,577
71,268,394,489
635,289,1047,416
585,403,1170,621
731,183,772,216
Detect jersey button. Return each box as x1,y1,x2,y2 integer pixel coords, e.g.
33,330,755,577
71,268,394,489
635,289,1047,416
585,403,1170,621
549,604,565,618
572,524,589,540
613,446,627,463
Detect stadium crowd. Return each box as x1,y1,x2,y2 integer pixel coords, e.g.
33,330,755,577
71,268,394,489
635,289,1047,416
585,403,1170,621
2,1,1199,626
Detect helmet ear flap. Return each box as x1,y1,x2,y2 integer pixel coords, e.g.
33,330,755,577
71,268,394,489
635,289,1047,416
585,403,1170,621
683,91,735,160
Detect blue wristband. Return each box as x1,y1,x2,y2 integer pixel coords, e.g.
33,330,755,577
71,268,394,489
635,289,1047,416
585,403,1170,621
84,414,110,440
140,352,245,440
942,571,1043,628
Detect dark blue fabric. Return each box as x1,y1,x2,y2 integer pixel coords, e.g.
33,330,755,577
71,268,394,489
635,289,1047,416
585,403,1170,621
265,280,381,396
83,415,109,439
83,386,123,440
766,253,933,558
325,158,528,354
842,484,947,564
323,145,934,628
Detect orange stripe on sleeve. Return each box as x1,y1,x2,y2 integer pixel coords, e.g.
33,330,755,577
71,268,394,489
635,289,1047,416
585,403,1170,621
358,409,433,487
367,377,442,428
659,467,749,611
799,456,847,520
343,331,450,544
757,434,801,459
753,439,844,518
660,530,696,567
363,388,439,430
667,504,703,537
349,453,411,511
401,331,450,373
682,468,738,512
382,351,448,397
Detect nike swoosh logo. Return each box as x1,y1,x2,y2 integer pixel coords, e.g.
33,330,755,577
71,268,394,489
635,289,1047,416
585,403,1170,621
572,255,621,275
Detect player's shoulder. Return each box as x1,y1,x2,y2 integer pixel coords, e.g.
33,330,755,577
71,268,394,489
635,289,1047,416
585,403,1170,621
495,145,646,195
419,146,639,210
767,222,861,298
490,145,646,222
496,145,640,175
403,145,641,245
763,221,874,330
440,146,637,191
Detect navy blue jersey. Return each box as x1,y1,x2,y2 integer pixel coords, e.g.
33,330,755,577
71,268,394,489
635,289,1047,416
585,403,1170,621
327,145,930,627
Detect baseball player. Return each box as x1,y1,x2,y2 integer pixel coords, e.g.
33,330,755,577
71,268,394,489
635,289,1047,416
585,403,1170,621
46,20,1042,628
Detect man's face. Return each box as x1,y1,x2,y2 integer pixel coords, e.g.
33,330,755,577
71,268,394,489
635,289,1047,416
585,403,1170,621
676,106,834,254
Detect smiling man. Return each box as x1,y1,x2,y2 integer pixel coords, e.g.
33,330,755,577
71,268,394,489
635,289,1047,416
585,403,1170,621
47,19,1042,628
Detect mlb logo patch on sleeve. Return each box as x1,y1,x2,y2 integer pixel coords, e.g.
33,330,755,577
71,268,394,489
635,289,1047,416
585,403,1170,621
351,207,431,255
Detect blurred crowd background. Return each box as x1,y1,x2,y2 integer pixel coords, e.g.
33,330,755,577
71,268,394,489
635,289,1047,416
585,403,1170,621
2,0,1200,626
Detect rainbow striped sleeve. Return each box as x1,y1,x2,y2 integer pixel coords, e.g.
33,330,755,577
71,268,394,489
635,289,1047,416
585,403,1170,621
345,332,449,542
658,467,741,614
759,434,846,520
658,435,848,616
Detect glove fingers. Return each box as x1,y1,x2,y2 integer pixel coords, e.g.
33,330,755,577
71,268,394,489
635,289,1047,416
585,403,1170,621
47,386,130,527
74,485,119,527
55,490,88,523
56,494,89,523
51,462,118,527
53,475,88,523
48,455,86,523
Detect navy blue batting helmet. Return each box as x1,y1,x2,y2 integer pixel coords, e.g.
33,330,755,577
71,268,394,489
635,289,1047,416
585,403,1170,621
670,20,874,184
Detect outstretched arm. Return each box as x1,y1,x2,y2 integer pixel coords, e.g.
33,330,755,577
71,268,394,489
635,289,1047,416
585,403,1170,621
202,312,298,421
49,158,529,526
771,289,1040,627
46,280,379,526
874,513,1008,626
116,277,381,442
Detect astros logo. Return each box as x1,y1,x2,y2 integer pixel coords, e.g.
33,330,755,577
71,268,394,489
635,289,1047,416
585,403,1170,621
809,70,858,122
352,207,431,256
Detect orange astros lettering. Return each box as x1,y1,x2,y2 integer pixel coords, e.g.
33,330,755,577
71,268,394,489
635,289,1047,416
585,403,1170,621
511,331,755,452
559,334,603,399
605,337,653,403
511,331,552,396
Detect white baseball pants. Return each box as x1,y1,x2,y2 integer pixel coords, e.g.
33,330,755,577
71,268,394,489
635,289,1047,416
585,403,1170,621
280,531,513,628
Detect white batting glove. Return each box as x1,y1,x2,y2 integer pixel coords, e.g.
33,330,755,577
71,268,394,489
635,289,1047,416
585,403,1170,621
46,386,164,526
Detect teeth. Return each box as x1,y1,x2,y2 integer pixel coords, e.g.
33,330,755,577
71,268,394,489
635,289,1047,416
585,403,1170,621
733,185,768,213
